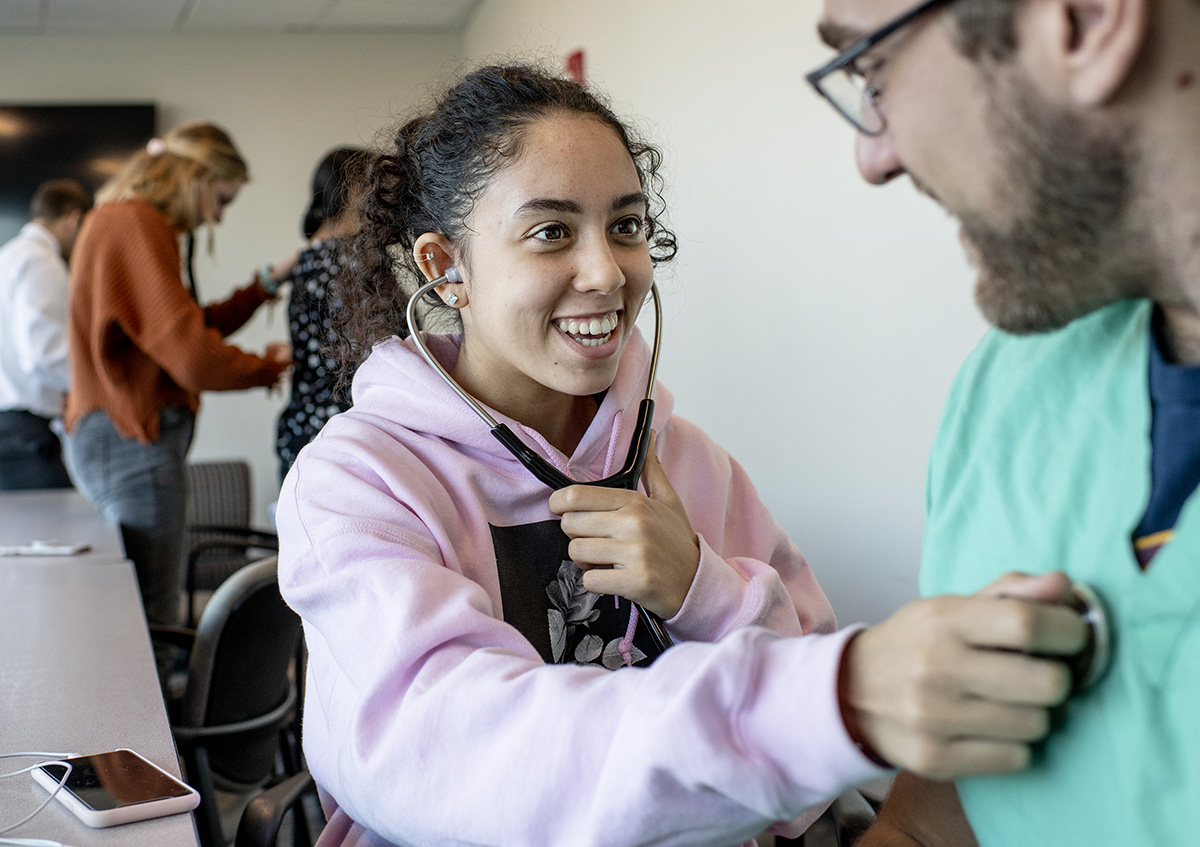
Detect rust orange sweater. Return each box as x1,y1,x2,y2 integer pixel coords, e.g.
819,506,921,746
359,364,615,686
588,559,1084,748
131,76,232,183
66,200,286,443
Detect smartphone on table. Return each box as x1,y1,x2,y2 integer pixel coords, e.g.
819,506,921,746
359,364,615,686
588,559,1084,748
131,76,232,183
31,749,200,827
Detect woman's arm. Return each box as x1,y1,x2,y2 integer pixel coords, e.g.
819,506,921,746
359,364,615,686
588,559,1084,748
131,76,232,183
277,431,885,847
203,250,299,337
90,204,286,391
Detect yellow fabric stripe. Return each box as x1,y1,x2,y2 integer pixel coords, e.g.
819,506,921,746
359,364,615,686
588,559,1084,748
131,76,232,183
1134,528,1175,551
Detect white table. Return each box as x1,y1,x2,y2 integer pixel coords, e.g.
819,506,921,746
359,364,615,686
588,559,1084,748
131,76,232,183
0,489,125,559
0,557,200,846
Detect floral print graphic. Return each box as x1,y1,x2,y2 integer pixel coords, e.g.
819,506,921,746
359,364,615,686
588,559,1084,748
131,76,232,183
546,560,646,669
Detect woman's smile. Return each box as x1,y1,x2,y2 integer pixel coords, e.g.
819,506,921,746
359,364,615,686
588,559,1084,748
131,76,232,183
554,310,620,348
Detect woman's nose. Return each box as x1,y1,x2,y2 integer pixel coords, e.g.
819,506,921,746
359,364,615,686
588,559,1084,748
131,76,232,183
575,240,626,293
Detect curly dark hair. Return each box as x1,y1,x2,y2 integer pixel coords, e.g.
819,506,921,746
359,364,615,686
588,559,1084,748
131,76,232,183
329,63,678,382
303,146,366,240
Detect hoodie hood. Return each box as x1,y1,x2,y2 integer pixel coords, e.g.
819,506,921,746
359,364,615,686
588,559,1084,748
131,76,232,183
348,326,675,484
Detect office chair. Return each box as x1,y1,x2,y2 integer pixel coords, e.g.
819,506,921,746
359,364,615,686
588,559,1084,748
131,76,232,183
184,460,278,625
151,557,304,847
235,768,321,847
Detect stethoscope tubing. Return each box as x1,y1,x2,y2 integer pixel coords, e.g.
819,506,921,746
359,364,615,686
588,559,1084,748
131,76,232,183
405,276,674,657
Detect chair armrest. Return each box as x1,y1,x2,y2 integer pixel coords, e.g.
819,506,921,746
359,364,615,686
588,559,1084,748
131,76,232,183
148,624,197,650
189,525,279,546
188,538,277,570
171,687,297,747
235,769,317,847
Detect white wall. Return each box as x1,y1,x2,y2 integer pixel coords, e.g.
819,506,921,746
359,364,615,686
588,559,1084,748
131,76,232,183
463,1,990,624
1,2,989,626
0,31,460,529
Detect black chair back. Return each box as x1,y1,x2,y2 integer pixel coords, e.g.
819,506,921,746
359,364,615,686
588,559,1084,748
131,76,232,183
183,460,278,625
170,557,303,847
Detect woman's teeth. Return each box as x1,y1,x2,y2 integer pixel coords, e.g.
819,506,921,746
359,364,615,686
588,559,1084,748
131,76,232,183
555,312,617,347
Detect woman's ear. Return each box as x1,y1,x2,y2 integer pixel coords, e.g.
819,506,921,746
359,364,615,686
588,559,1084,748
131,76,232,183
412,234,456,281
1020,0,1149,106
413,233,466,308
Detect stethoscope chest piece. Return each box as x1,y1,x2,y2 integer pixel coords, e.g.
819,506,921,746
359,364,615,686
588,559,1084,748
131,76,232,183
1066,581,1114,695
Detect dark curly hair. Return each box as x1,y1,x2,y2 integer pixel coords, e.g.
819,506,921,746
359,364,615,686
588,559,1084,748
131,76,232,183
303,146,366,240
329,63,678,382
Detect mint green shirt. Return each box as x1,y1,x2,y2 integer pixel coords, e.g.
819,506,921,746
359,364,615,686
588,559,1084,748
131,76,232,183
921,299,1200,845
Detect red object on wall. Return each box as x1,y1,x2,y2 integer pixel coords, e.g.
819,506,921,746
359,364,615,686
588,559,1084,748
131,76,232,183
565,50,585,84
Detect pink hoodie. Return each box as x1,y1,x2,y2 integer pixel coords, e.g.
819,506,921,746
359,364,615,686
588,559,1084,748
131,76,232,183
277,329,888,847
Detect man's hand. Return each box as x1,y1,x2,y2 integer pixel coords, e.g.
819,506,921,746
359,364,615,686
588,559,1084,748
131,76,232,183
841,571,1087,779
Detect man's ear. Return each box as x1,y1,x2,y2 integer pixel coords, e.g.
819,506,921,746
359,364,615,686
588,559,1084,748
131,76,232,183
1018,0,1149,105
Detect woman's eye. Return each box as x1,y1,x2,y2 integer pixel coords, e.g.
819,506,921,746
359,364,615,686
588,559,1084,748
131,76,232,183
532,224,568,242
612,216,645,237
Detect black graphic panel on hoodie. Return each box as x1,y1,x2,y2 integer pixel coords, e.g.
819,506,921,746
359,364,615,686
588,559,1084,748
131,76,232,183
490,519,659,669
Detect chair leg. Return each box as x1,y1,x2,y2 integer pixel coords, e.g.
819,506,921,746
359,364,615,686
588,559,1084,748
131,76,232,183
187,746,225,847
293,796,312,847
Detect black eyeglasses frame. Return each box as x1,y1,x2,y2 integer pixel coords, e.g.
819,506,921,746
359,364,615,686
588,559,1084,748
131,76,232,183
805,0,958,135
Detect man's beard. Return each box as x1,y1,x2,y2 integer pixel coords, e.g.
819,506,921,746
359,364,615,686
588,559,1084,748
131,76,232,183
960,77,1149,334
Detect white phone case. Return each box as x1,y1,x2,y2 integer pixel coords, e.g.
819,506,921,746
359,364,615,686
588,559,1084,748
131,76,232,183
31,749,200,828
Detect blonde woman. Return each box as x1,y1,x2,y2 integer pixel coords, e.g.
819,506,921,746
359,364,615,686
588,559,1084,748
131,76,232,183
64,121,291,629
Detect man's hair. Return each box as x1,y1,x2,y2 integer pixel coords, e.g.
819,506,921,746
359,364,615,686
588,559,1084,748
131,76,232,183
29,178,93,222
952,0,1200,60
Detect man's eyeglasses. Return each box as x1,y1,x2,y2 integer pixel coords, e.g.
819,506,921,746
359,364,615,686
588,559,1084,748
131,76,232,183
805,0,957,136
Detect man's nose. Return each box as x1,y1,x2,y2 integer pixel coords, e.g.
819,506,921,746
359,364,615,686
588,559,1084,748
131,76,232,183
855,129,906,185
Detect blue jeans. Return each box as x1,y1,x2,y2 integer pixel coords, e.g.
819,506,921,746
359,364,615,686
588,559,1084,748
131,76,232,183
64,408,195,626
0,409,72,490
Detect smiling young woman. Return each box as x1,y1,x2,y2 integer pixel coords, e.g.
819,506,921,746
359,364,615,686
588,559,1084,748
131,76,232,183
271,63,893,847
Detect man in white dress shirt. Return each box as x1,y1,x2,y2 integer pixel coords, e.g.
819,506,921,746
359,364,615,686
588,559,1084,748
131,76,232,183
0,179,92,490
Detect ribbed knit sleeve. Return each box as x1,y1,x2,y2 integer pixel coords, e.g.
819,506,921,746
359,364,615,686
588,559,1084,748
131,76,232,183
204,277,272,337
66,200,286,443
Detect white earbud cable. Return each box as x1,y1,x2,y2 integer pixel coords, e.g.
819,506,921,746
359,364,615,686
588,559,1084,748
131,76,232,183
0,752,78,847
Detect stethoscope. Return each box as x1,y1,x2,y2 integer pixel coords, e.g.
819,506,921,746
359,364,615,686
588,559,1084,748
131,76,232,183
405,270,675,658
404,270,1116,687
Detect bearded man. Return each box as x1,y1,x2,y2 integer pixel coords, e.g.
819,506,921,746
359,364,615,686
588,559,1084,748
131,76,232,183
807,0,1200,843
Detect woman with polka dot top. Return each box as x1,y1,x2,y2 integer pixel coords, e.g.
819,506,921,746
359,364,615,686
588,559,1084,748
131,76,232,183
275,147,365,482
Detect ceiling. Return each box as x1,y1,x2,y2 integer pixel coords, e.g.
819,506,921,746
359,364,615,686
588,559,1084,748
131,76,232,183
0,0,482,34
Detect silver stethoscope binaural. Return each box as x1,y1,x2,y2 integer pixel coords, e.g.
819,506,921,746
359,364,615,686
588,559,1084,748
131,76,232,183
405,268,675,658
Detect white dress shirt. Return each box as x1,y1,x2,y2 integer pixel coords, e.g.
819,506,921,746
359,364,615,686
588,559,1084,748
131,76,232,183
0,222,71,418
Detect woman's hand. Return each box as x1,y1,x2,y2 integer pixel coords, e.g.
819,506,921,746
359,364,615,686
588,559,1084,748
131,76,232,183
548,434,700,619
263,342,293,393
264,341,293,367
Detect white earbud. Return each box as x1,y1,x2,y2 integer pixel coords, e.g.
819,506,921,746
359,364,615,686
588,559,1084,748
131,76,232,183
443,265,462,284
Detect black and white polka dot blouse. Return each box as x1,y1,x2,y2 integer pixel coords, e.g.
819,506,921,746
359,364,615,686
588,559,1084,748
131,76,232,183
275,239,351,482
